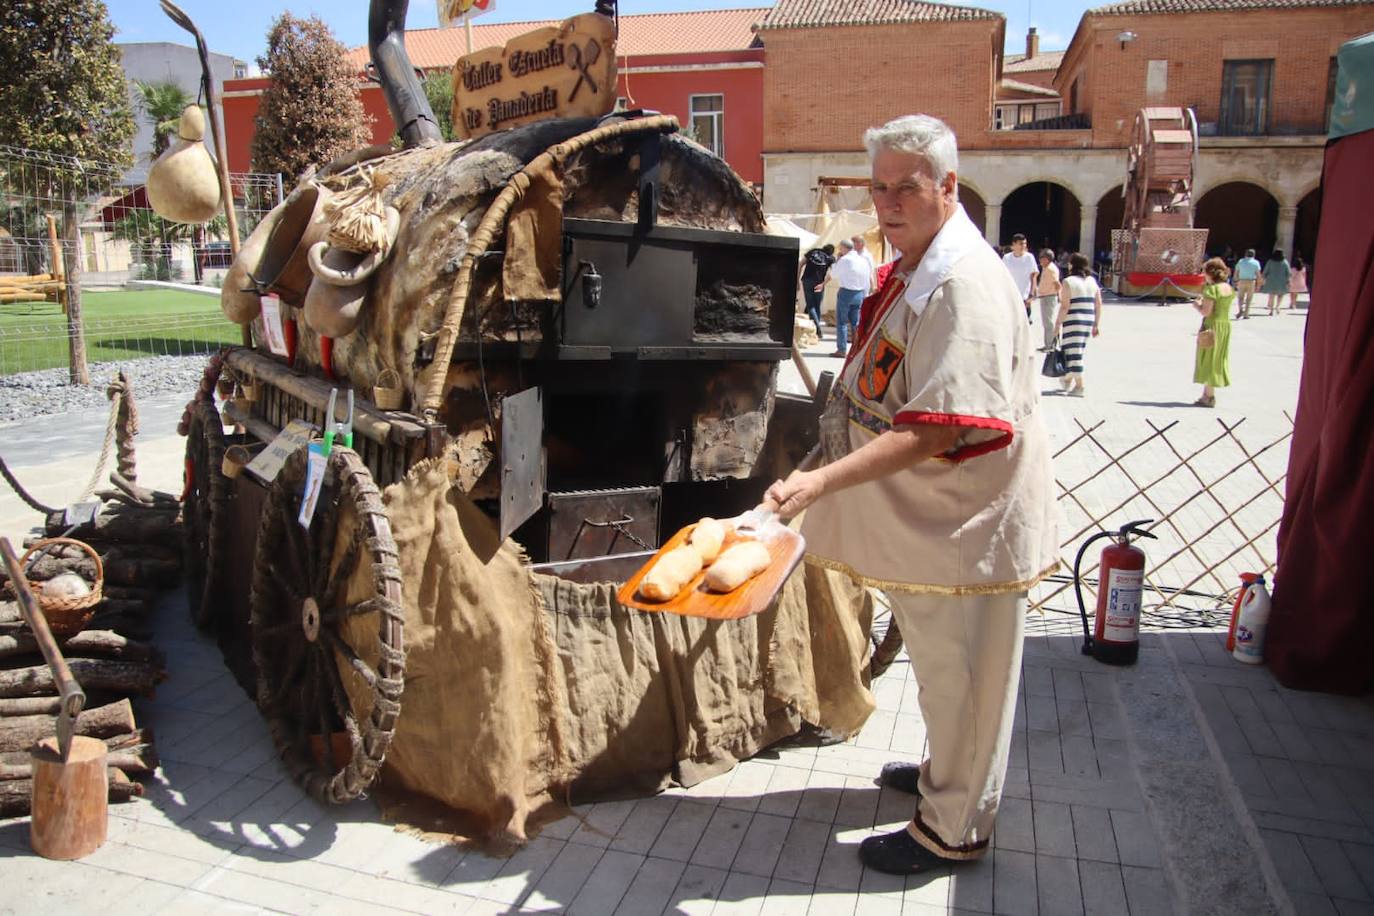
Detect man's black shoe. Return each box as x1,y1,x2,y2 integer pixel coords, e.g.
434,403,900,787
858,828,951,875
878,761,922,797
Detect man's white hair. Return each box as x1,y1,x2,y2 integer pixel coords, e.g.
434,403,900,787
863,115,959,184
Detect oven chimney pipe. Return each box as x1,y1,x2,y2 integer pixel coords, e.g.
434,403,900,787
1026,27,1039,59
369,0,443,148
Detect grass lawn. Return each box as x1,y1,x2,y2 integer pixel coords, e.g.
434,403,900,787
0,289,240,375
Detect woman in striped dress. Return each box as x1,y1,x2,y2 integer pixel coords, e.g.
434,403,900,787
1052,253,1102,396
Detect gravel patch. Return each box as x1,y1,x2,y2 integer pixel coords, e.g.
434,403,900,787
0,354,211,425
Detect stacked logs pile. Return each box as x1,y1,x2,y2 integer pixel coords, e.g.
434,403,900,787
0,474,177,817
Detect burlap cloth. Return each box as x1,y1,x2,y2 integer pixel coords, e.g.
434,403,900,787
338,458,875,846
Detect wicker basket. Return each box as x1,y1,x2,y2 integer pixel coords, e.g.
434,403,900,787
222,444,252,479
373,368,404,410
18,538,104,638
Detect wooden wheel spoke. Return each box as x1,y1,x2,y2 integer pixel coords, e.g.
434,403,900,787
263,559,307,606
315,651,337,771
282,519,314,596
310,496,341,600
322,533,363,609
322,628,379,689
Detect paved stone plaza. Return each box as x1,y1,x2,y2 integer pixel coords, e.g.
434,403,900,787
2,294,1371,915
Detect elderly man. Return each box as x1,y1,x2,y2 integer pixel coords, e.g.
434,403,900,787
766,114,1057,874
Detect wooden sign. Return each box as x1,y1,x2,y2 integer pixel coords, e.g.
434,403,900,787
451,12,617,140
246,419,318,485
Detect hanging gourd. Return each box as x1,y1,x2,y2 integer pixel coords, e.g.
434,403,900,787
146,105,222,224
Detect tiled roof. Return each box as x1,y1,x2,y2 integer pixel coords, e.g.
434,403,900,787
999,77,1059,96
1089,0,1369,15
1004,50,1065,72
757,0,1000,30
344,8,766,70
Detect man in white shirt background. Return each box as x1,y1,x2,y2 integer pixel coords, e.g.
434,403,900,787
829,239,874,358
852,234,878,283
1001,233,1038,324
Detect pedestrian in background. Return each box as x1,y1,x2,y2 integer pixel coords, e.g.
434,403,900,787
1035,248,1061,351
798,243,836,337
1262,249,1292,316
852,234,878,282
1193,257,1234,407
1053,253,1101,397
1001,233,1039,323
1233,248,1262,318
828,239,870,357
1287,255,1307,310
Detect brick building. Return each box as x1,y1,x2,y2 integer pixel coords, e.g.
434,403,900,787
221,9,766,183
758,0,1374,268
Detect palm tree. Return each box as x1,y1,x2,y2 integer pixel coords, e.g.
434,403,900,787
133,80,198,160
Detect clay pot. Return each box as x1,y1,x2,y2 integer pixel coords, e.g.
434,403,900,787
146,106,222,224
301,206,401,339
303,272,369,339
220,201,290,325
253,184,331,305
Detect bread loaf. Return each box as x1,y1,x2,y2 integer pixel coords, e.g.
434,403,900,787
639,545,704,601
687,517,727,562
704,540,771,593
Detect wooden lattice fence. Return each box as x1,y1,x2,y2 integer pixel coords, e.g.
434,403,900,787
1030,415,1293,627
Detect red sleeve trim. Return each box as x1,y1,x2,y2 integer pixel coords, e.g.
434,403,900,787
893,410,1015,462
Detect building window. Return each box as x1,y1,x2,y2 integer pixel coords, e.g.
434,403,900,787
1325,57,1339,130
1069,79,1079,114
1219,59,1272,135
234,63,247,79
689,94,724,157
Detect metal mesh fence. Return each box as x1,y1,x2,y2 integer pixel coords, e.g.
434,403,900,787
1030,415,1291,632
0,144,280,376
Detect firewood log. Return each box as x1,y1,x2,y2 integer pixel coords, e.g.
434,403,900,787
0,769,142,817
0,696,61,716
0,659,163,699
0,742,156,778
43,504,182,546
0,629,161,664
0,699,137,753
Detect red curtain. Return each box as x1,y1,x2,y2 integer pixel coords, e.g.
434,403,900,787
1268,129,1374,694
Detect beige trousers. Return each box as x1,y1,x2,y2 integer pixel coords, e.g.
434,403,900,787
886,589,1026,859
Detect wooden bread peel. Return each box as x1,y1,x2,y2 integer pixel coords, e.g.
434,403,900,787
615,507,806,620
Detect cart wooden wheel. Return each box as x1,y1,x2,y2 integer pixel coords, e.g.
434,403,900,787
183,398,229,629
249,446,405,803
870,613,904,678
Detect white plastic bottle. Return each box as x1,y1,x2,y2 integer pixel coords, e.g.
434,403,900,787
1232,576,1271,664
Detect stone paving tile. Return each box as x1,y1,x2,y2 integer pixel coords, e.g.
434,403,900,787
689,805,752,870
649,798,715,862
1036,854,1083,916
666,862,731,914
613,855,686,915
1078,859,1129,915
608,794,677,854
1121,865,1176,916
992,848,1038,916
566,848,641,915
522,839,604,911
716,870,773,915
772,816,831,886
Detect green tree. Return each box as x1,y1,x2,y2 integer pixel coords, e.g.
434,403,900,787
1,0,134,384
423,72,455,142
134,80,198,159
250,14,373,191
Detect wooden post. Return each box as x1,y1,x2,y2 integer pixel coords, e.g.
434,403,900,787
45,215,65,313
29,735,108,860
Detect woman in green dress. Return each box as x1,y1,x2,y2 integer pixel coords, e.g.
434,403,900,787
1193,257,1234,407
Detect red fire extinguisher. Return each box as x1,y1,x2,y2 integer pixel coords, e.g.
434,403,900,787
1074,519,1157,666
